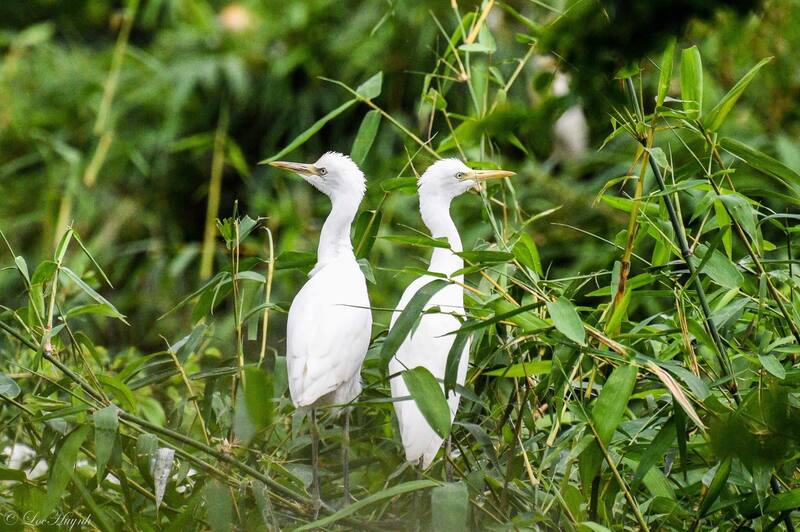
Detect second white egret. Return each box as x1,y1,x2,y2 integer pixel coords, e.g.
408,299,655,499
388,159,514,467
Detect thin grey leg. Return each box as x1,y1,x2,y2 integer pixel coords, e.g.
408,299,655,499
342,409,351,505
445,435,453,482
310,408,321,518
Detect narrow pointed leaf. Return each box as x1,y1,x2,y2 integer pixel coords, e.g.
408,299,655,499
431,482,469,530
93,405,119,481
41,425,90,518
704,57,771,131
546,297,586,345
261,99,357,163
657,38,676,107
381,279,448,365
402,366,452,439
295,480,438,531
355,71,383,100
680,46,703,119
351,110,381,165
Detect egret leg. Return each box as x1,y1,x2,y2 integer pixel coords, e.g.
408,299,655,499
342,409,351,506
445,435,455,482
310,408,321,518
415,458,423,532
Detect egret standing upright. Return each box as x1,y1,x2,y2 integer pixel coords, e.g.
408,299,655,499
388,159,514,467
270,152,372,513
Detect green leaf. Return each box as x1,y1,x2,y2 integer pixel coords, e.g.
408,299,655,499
356,71,383,100
260,99,357,163
381,279,448,366
631,419,675,490
431,482,469,530
275,250,317,271
205,479,233,532
546,297,586,345
135,433,158,484
0,466,26,482
456,250,514,264
718,194,759,248
680,46,703,119
593,364,638,446
60,267,127,323
704,57,771,131
402,366,452,439
380,234,450,249
295,480,438,531
0,373,21,398
698,458,731,517
443,329,471,395
758,354,785,379
484,360,552,377
41,425,90,518
697,243,744,289
580,363,638,485
93,405,119,482
245,366,273,430
380,176,418,193
720,137,800,192
97,374,137,412
353,209,383,259
656,38,676,107
513,233,542,275
350,110,381,165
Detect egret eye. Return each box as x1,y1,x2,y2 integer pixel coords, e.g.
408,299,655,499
456,172,465,180
319,167,328,177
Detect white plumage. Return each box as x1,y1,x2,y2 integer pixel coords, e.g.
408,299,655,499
389,159,513,467
270,151,371,509
287,254,371,408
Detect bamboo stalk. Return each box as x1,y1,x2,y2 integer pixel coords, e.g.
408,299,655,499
624,78,736,397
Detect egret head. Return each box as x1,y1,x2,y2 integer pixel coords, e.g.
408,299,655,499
270,152,366,202
418,158,515,201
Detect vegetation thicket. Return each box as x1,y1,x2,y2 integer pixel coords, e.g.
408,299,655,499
2,1,800,530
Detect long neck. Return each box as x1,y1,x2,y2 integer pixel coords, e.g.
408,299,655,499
419,194,463,280
317,194,360,266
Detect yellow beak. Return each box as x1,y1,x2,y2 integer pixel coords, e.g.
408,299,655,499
462,168,515,192
268,160,319,176
467,169,516,181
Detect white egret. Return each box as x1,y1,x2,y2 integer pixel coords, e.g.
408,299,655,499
388,159,514,467
270,152,372,512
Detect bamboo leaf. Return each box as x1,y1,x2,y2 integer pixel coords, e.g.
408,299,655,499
546,297,586,345
295,480,438,531
704,57,771,131
631,419,675,490
443,328,470,396
0,373,20,398
381,279,449,365
431,482,469,530
152,447,175,511
356,71,383,100
205,479,233,532
93,405,119,482
351,110,381,165
720,137,800,192
60,267,127,323
41,425,90,518
657,38,676,107
402,366,452,439
698,458,731,517
260,99,358,163
680,46,703,119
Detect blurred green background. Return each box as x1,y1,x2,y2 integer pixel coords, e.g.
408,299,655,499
2,0,798,351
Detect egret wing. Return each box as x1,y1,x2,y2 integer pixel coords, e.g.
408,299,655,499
287,258,371,407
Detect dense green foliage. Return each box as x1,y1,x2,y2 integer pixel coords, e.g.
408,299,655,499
2,0,800,530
